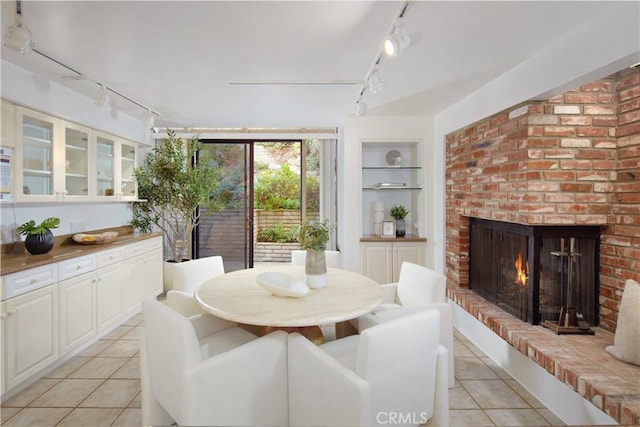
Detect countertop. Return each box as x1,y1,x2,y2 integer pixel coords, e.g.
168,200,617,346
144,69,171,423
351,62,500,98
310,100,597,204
1,226,163,276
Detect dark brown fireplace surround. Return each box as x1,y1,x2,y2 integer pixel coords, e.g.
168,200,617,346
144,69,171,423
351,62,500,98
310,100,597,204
468,217,600,328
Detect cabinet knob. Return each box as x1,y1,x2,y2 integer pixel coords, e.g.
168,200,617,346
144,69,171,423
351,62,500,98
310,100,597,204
1,310,17,319
29,278,37,284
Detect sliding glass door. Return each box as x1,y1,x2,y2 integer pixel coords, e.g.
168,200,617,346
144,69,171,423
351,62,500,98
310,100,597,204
194,138,332,271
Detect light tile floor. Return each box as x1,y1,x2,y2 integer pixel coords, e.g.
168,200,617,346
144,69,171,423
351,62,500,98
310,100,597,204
1,314,566,427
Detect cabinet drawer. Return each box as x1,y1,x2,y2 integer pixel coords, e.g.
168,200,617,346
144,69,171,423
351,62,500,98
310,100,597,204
58,255,96,280
125,237,162,257
96,247,124,268
2,264,58,300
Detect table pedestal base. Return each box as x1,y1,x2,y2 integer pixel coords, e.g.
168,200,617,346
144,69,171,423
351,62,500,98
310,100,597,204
239,324,325,345
335,320,359,339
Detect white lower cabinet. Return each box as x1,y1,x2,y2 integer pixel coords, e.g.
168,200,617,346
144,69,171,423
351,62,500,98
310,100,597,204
1,235,163,395
361,240,425,284
96,264,126,332
124,237,163,314
59,272,96,356
2,284,59,390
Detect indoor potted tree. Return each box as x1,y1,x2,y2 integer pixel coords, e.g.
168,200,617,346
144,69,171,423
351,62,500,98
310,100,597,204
390,205,409,237
296,218,335,289
131,130,223,291
17,217,60,255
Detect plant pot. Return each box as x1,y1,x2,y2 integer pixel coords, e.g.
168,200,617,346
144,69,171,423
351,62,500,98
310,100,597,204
24,231,54,255
305,249,327,289
395,218,406,237
163,259,191,294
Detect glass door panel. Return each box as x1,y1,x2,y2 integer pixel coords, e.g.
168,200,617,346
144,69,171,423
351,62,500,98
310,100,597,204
21,115,54,196
63,126,89,196
196,142,252,272
120,143,136,198
96,136,115,197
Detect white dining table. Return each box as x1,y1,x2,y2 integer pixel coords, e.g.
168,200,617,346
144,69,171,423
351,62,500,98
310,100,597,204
195,265,383,342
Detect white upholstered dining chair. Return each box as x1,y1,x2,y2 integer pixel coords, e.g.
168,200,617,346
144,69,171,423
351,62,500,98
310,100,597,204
288,308,449,427
291,249,342,268
166,255,225,316
357,261,455,388
140,297,289,427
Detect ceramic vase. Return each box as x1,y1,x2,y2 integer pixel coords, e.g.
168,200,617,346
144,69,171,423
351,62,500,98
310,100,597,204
25,230,54,255
395,218,406,237
305,249,327,289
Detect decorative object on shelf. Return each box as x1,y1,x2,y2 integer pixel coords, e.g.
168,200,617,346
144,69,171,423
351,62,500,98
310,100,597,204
16,217,60,255
385,149,403,166
374,182,406,189
256,271,309,298
296,219,335,289
382,220,396,238
72,231,119,245
131,130,224,264
390,205,409,237
373,201,384,237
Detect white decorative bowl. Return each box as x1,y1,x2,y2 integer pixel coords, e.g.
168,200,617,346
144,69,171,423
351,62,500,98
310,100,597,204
256,272,309,298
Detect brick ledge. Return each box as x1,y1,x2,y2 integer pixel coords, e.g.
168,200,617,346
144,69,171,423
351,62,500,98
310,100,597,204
448,287,640,425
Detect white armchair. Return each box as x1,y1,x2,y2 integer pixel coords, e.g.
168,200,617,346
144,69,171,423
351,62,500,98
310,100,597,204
140,297,289,427
357,262,455,388
288,309,449,427
291,249,342,268
166,255,225,316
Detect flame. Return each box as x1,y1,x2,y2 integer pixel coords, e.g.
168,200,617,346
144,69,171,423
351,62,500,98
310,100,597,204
515,252,528,286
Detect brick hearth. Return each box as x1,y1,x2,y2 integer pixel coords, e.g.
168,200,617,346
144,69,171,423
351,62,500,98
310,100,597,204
449,287,640,425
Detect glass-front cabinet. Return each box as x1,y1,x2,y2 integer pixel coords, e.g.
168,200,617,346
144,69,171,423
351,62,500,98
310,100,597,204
13,106,138,203
119,142,137,200
61,121,90,199
94,132,116,199
15,107,59,201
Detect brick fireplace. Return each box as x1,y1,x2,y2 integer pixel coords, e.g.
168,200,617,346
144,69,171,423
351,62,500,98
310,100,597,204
445,67,640,332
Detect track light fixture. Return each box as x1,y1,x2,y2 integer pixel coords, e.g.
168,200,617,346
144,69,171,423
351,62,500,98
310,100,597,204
3,1,34,55
367,70,384,94
353,1,409,116
95,84,111,107
355,99,368,116
383,23,410,57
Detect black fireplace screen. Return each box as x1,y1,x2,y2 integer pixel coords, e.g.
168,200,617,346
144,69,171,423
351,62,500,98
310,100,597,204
469,218,600,326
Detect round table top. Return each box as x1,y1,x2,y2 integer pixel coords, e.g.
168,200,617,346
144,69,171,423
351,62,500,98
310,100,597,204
195,265,383,327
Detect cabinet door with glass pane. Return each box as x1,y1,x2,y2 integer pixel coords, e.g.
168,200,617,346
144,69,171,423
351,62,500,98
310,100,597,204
94,131,116,200
118,140,137,200
14,107,59,202
60,120,91,200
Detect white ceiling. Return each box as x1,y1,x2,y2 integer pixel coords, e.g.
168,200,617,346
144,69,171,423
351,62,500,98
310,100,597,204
0,1,622,129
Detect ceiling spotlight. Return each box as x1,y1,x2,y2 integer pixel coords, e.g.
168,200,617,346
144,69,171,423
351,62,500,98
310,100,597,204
95,85,110,107
3,2,34,55
383,23,410,57
355,99,368,116
367,70,384,94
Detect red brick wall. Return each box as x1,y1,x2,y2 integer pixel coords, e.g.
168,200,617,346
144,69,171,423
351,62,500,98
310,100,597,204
445,68,640,331
599,68,640,330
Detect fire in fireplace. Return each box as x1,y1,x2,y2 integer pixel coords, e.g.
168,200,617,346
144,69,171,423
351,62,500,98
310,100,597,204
469,218,601,329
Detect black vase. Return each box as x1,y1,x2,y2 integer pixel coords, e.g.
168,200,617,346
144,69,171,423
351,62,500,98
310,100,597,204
25,230,55,255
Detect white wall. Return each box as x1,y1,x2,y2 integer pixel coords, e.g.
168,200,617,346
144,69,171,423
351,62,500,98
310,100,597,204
1,61,145,143
340,115,434,272
432,1,640,273
0,203,133,243
0,61,146,244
